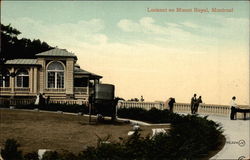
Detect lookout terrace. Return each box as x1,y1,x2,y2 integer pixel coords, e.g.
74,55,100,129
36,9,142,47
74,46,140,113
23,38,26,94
0,48,102,104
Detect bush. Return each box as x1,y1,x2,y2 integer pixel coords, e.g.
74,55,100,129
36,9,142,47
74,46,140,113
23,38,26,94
1,139,23,160
117,107,224,159
60,150,78,160
117,107,179,123
24,152,39,160
41,151,59,160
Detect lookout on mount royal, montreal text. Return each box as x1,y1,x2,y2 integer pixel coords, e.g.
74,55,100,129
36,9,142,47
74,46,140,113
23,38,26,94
147,8,234,13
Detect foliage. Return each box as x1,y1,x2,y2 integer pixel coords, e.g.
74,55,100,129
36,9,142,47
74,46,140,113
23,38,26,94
117,107,224,158
118,107,180,123
1,139,23,160
60,150,78,160
23,152,39,160
128,98,139,102
41,151,60,160
1,23,53,61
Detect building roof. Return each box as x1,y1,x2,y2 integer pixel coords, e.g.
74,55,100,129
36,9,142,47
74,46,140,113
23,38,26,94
5,59,38,65
36,48,77,59
74,66,102,79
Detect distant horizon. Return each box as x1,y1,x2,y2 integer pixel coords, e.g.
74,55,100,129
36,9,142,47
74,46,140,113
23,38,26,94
1,1,249,105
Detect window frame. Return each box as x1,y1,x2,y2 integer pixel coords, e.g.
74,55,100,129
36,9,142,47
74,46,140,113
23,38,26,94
15,69,29,88
0,69,10,87
46,61,65,89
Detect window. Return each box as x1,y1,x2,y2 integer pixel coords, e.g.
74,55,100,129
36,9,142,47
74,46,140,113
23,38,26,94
0,69,10,87
47,61,64,88
16,69,29,87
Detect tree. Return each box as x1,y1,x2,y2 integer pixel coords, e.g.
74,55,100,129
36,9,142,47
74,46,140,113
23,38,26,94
1,139,23,160
0,23,53,60
0,23,54,77
1,24,21,61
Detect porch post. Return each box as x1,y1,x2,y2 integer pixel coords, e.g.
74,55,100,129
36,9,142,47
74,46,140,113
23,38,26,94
34,67,38,94
10,67,15,94
29,67,34,93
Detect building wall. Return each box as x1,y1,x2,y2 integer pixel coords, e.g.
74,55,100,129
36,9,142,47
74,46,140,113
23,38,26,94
66,58,74,97
37,57,46,93
0,66,39,97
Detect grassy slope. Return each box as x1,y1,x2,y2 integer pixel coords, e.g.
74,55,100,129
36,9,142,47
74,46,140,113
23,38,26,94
0,109,170,154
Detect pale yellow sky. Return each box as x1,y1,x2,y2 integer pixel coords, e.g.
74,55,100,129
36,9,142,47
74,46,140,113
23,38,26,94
75,42,249,105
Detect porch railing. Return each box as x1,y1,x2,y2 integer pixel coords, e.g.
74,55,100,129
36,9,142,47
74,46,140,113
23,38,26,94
0,87,11,92
74,87,88,94
0,97,35,105
0,97,87,106
49,99,88,105
44,88,66,93
14,88,30,92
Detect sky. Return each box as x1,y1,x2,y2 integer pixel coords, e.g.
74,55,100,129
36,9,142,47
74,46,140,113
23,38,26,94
1,1,249,105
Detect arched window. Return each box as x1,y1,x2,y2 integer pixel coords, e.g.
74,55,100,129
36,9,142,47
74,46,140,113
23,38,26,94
16,69,29,87
0,69,10,87
47,61,64,88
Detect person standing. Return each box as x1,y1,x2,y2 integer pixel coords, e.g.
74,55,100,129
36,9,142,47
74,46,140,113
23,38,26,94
194,96,202,114
230,96,238,120
34,94,40,105
168,97,176,113
39,93,43,106
140,95,144,102
191,94,197,114
46,96,50,105
41,93,46,106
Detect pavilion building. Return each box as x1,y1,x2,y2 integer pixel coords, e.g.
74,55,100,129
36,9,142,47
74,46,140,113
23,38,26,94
0,48,102,104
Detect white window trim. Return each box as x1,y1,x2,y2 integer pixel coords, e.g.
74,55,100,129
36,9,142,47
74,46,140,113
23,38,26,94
0,75,10,87
46,61,66,89
0,70,10,88
15,70,29,88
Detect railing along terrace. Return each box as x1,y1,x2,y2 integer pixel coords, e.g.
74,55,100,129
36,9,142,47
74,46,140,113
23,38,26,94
173,103,231,115
117,101,250,118
117,101,164,110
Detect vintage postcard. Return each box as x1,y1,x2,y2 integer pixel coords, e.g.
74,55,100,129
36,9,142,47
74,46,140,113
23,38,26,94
0,1,249,159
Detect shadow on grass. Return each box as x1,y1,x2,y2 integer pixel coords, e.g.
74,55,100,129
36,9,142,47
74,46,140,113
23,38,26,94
78,118,129,126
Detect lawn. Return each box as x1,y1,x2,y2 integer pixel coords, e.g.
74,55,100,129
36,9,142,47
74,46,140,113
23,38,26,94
0,109,170,154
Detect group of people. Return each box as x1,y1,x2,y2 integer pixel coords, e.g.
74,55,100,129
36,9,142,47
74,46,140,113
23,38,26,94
190,94,203,114
34,93,50,106
165,94,242,120
165,94,203,114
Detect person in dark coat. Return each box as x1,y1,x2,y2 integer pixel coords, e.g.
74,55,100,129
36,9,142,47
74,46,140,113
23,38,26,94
38,93,43,106
168,97,176,113
46,96,50,105
191,94,197,114
194,96,202,114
